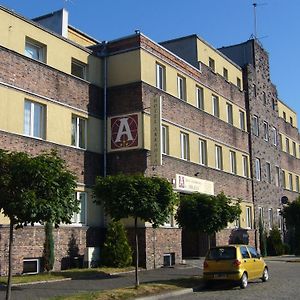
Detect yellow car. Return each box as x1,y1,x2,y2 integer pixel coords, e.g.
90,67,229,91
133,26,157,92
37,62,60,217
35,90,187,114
203,244,268,288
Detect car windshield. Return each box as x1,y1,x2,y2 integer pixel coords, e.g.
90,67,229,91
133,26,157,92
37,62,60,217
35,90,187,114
207,247,236,260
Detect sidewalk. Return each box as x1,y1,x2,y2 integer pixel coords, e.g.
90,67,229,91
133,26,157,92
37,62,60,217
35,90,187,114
0,263,202,300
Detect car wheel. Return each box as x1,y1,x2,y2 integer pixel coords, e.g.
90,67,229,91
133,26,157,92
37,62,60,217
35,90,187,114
261,267,269,282
240,272,248,289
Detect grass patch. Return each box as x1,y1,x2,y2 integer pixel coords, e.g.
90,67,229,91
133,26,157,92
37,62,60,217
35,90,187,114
51,276,202,300
0,267,135,285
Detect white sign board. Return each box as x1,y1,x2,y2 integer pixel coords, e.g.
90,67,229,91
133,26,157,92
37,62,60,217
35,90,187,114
175,174,214,195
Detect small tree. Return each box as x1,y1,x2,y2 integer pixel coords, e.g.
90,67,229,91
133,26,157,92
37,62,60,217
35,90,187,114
283,197,300,254
102,220,132,267
259,219,267,257
175,192,241,247
43,222,55,272
0,150,78,300
93,174,177,287
267,227,284,256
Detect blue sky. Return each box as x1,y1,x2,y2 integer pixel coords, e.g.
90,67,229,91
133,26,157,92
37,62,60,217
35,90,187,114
1,0,299,126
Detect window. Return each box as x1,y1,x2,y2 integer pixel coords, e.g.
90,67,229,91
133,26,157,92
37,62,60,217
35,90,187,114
196,86,204,110
24,100,45,139
255,158,261,181
223,68,228,80
253,115,259,136
237,77,241,89
248,246,259,258
272,127,277,146
25,37,46,62
263,91,267,105
263,121,269,141
161,125,169,155
209,57,215,72
239,110,245,130
240,246,250,259
272,98,276,110
71,115,87,149
246,206,252,229
199,139,207,166
212,95,219,118
226,103,233,125
235,217,240,228
242,155,249,177
290,116,293,126
177,75,186,100
279,134,283,150
282,170,286,188
296,175,300,193
23,258,40,274
258,207,264,223
156,63,166,90
283,111,286,121
268,208,273,229
286,138,290,154
71,59,87,79
180,132,189,160
289,173,293,191
277,209,283,231
293,141,296,156
275,166,280,187
215,145,223,170
266,162,271,183
71,192,87,225
253,84,257,97
230,151,237,174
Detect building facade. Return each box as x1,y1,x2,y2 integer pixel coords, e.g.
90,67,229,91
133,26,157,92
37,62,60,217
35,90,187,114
0,5,299,275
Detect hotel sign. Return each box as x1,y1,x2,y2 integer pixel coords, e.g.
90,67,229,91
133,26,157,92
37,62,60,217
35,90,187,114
175,174,214,195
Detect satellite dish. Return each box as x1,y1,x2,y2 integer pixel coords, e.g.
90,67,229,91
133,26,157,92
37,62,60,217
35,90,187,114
281,196,288,205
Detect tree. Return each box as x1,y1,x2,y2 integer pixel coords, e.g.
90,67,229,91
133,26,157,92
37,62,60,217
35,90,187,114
93,174,177,287
267,227,284,256
43,222,55,272
283,197,300,254
102,220,132,267
0,150,78,300
175,192,241,247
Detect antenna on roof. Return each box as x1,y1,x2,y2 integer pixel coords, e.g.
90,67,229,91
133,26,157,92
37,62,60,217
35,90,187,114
252,1,267,39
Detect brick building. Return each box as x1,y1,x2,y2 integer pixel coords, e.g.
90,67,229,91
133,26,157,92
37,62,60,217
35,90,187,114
0,6,299,275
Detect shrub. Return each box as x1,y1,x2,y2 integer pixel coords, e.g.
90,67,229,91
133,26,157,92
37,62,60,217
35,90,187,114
101,220,132,267
267,227,284,256
259,220,267,257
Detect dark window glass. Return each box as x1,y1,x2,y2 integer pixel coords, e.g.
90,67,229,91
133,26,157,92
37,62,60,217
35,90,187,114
207,247,236,260
240,246,250,259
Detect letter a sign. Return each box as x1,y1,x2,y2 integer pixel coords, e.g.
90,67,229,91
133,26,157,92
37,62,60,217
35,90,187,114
111,114,139,149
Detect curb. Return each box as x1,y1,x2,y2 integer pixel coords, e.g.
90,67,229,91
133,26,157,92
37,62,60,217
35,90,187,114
11,277,72,287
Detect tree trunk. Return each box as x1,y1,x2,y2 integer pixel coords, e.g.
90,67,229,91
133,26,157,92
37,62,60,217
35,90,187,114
6,220,14,300
207,233,211,250
134,217,139,288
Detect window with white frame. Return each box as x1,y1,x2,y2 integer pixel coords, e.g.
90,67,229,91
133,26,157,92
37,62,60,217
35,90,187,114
255,158,261,181
263,121,269,141
289,173,293,191
199,139,207,166
258,206,263,223
71,59,87,79
242,155,249,177
180,132,189,160
209,57,215,72
275,166,280,187
156,63,166,90
266,162,271,183
277,209,283,231
239,110,245,130
25,37,46,62
71,192,87,225
226,102,233,125
237,77,241,89
279,134,283,150
24,100,45,139
177,75,186,100
212,95,219,118
286,138,290,154
296,175,300,193
230,151,236,174
196,86,204,110
246,206,252,229
272,127,277,146
161,125,169,155
290,116,294,126
215,145,223,170
282,170,286,188
71,115,87,149
292,141,296,156
253,115,259,136
223,67,228,80
268,208,273,229
283,111,286,121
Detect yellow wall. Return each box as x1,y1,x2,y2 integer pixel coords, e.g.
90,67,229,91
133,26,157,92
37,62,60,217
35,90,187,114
0,210,9,224
282,169,300,192
196,39,243,89
228,202,254,229
278,100,298,128
67,27,97,47
0,86,102,153
0,8,102,86
280,132,300,158
140,49,247,132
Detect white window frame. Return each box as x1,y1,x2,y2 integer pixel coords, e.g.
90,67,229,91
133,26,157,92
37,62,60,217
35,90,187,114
263,121,269,141
277,209,283,231
275,166,280,187
255,158,261,181
180,132,189,160
212,95,219,118
272,127,277,146
215,145,223,170
289,173,293,191
25,38,46,62
71,192,87,225
177,75,186,100
196,86,204,110
239,110,245,131
258,206,263,223
226,102,233,125
199,139,207,166
71,58,87,80
266,162,271,184
23,258,40,274
253,115,259,136
242,155,249,177
246,206,252,229
156,63,166,90
296,175,300,193
72,115,87,149
209,57,215,72
24,100,45,139
161,125,169,155
230,150,236,174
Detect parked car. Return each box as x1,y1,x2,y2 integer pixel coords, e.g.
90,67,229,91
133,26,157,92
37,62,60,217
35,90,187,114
203,244,269,288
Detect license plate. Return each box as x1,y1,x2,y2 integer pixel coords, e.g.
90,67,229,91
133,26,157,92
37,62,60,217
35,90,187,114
214,274,227,279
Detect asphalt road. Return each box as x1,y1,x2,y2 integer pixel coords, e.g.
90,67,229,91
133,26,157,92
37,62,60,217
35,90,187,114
165,261,300,300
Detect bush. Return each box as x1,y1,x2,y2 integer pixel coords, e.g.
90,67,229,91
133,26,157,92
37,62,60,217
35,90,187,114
267,227,284,256
101,220,132,267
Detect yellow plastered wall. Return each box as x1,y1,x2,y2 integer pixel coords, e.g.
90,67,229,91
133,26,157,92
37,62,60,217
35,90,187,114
278,100,298,128
108,50,141,87
140,50,247,131
0,211,9,224
196,39,243,88
0,86,102,153
280,132,300,158
143,114,250,177
282,169,300,193
0,9,101,86
67,27,97,47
